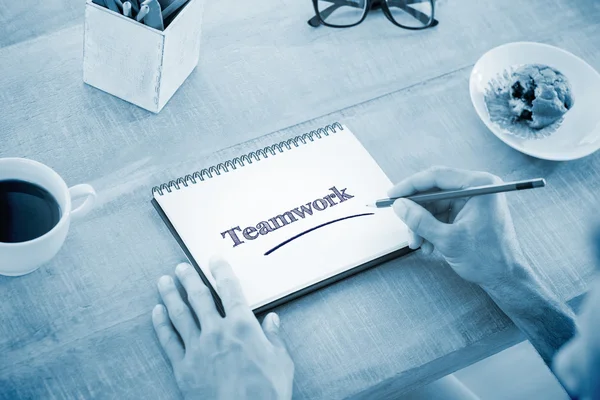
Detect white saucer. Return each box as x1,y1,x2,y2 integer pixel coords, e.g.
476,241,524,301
469,42,600,161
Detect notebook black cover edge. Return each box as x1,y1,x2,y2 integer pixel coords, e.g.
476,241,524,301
252,245,414,315
152,198,414,317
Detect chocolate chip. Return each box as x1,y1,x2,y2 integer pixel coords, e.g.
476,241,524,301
511,81,524,98
519,109,533,121
522,78,536,105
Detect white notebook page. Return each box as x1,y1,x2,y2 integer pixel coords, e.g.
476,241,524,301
155,125,409,310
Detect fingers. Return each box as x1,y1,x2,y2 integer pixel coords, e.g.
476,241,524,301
209,255,251,316
421,240,434,255
152,304,184,364
261,313,288,352
407,228,423,249
175,263,220,328
408,202,451,250
448,198,468,223
393,198,452,248
425,199,453,218
157,275,199,344
390,167,500,251
387,166,499,198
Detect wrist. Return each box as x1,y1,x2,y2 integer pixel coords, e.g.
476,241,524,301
481,261,577,365
480,258,537,299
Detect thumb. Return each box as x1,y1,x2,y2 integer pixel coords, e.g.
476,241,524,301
393,199,451,247
262,313,287,351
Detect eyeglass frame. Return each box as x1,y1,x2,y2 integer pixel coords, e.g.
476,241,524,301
308,0,439,30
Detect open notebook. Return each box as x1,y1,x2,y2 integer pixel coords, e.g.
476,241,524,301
151,123,410,314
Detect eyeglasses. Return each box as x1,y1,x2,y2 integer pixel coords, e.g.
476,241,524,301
308,0,438,30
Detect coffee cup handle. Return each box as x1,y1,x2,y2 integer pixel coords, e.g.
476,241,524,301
69,184,97,221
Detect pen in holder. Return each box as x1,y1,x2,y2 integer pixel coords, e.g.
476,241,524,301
83,0,204,113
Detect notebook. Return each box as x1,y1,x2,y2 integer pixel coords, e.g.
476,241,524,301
151,123,410,314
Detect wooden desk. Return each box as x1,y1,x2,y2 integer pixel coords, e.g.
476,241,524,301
1,0,599,398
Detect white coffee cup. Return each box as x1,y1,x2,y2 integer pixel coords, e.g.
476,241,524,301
0,158,97,276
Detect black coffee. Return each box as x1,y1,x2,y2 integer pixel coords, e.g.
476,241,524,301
0,180,61,243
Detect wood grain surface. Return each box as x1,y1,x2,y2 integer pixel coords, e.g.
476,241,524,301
1,0,599,398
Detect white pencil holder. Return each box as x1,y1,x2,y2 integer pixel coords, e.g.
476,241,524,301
83,0,204,113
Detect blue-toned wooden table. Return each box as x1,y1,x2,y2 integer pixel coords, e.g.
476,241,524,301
1,0,599,398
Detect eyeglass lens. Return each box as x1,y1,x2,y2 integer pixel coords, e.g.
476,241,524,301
316,0,368,27
316,0,433,28
385,0,433,28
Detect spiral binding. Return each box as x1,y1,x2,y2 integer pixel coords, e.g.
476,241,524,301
152,122,344,196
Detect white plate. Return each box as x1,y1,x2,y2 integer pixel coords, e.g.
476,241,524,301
469,42,600,161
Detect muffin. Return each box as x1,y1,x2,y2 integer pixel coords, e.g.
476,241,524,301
485,64,574,139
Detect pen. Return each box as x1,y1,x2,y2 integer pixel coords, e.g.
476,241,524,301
136,4,150,21
143,0,164,30
123,1,132,17
367,178,546,208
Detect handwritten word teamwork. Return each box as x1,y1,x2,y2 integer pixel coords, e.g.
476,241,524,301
220,187,355,247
